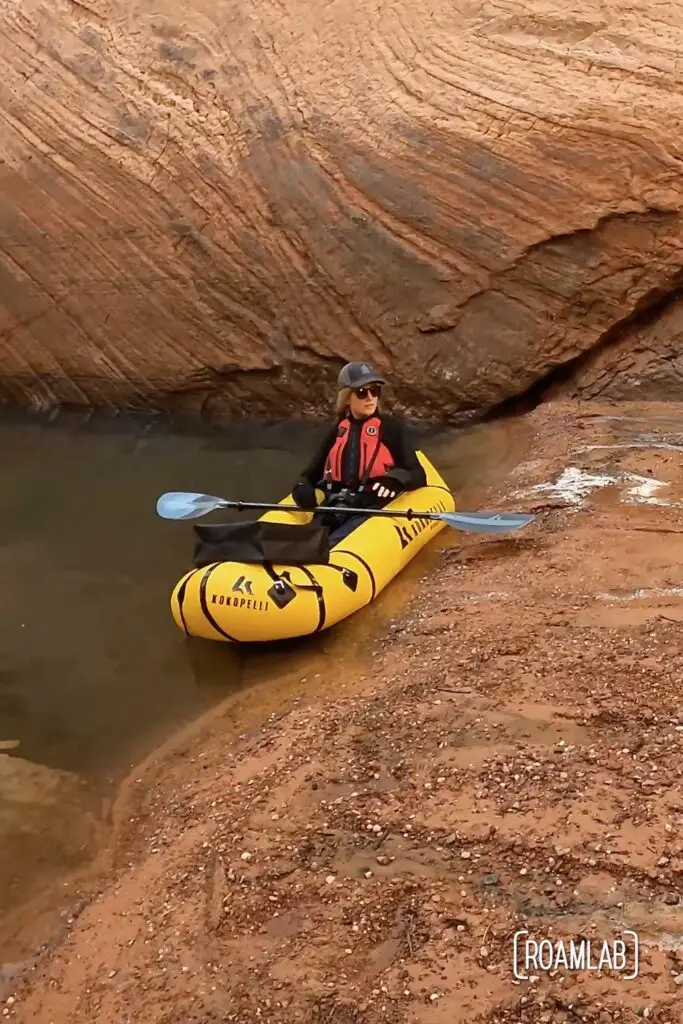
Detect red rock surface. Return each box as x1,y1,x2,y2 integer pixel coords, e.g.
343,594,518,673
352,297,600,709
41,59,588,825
1,1,683,417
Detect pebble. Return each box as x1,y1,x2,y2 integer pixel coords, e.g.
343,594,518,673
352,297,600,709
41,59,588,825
325,875,336,885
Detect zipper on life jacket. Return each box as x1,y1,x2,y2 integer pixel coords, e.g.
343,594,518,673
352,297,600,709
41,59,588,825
341,418,361,487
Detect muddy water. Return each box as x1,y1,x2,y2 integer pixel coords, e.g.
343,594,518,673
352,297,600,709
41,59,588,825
0,407,530,958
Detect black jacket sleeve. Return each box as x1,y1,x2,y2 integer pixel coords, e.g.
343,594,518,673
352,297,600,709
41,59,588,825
377,415,427,490
296,422,338,486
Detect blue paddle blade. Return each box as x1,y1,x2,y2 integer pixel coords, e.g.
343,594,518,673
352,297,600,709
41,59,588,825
440,511,535,533
156,491,228,520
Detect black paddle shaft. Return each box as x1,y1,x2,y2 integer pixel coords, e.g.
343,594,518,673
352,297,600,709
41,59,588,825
227,500,443,522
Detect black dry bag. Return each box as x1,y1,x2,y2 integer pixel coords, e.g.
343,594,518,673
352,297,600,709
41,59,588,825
192,519,330,568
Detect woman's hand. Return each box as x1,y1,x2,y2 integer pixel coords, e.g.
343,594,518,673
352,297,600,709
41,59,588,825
371,479,398,500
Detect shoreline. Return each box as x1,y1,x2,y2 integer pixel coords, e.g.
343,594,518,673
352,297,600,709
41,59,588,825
5,398,683,1023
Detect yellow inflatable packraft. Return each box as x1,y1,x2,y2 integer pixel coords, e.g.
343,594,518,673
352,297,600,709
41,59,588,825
170,451,454,643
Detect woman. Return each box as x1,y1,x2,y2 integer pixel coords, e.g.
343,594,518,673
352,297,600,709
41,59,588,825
292,361,427,539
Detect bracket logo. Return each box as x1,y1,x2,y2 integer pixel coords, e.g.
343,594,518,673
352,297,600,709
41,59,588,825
232,576,253,595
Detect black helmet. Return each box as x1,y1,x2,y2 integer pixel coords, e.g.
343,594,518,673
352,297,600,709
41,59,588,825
337,361,387,389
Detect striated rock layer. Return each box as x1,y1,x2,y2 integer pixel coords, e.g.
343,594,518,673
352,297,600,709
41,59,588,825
1,0,683,420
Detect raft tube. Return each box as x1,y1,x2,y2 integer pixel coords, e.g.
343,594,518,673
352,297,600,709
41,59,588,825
170,451,454,643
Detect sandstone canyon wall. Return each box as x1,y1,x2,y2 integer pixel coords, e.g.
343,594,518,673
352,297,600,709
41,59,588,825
1,0,683,421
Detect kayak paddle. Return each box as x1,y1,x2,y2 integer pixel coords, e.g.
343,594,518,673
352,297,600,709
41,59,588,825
155,491,535,535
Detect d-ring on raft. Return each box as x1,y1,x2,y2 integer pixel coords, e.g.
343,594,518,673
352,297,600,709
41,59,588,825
163,452,534,644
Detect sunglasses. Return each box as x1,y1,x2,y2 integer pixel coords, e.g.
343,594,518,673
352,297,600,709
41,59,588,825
353,384,382,399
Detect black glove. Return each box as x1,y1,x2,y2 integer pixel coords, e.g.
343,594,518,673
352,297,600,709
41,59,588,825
370,475,403,501
292,480,318,509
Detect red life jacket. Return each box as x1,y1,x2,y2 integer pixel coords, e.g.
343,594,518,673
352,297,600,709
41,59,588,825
324,414,395,485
